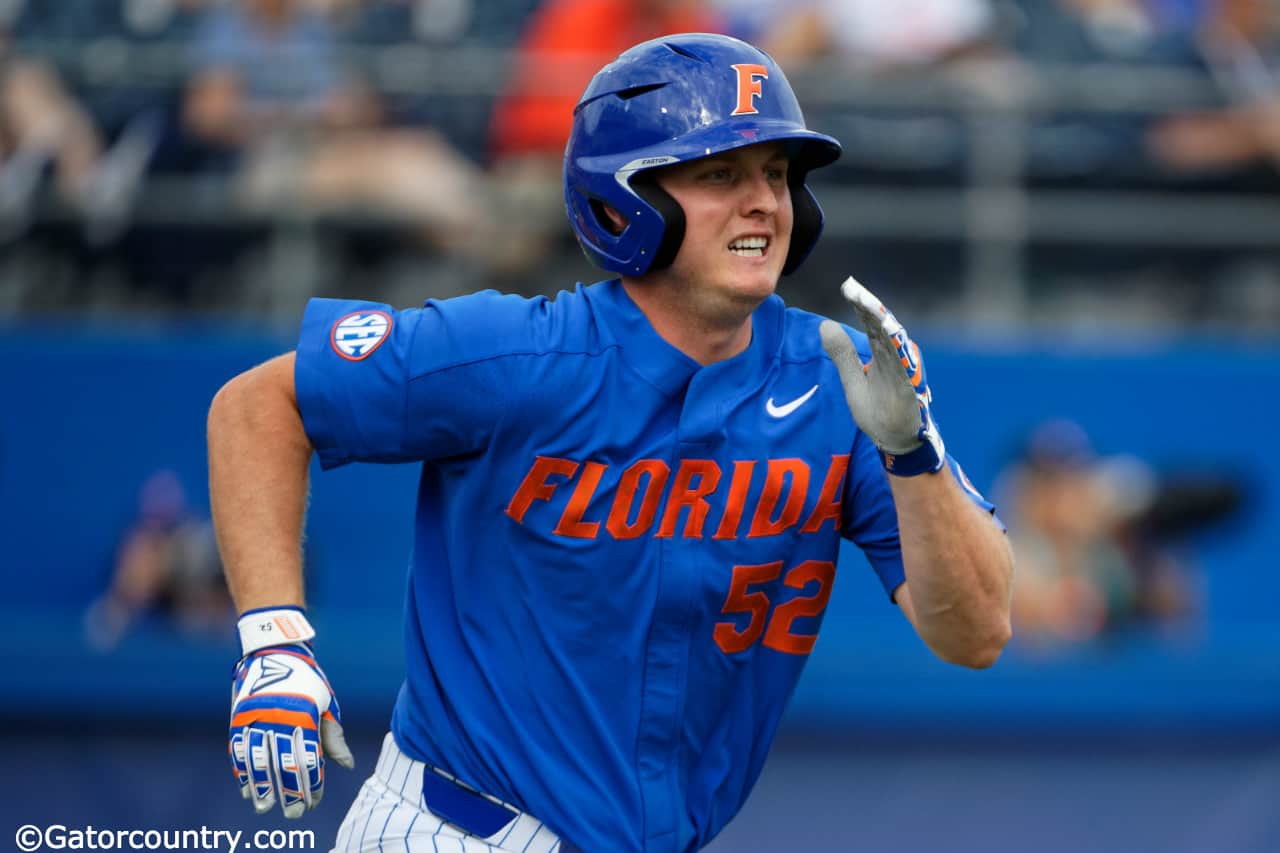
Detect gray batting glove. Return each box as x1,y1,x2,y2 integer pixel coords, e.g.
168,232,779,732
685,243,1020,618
819,276,946,476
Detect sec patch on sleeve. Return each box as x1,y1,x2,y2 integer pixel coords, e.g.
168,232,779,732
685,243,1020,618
330,311,392,361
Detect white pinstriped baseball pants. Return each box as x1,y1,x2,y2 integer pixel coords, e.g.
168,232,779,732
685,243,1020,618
331,732,566,853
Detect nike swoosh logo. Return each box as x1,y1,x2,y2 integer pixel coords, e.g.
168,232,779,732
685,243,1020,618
766,384,819,418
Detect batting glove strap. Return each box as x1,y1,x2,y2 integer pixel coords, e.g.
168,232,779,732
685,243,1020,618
237,606,316,656
880,434,946,477
881,403,947,477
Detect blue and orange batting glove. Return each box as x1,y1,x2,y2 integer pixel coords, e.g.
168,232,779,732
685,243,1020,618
229,607,354,818
819,276,946,477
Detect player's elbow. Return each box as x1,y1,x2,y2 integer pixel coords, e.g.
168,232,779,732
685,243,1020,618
950,641,1006,670
929,617,1011,670
208,374,238,440
208,369,256,440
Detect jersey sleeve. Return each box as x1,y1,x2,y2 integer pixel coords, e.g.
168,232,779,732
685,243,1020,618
841,428,906,599
944,453,1004,530
294,294,515,469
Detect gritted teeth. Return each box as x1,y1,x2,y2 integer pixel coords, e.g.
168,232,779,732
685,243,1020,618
729,236,768,257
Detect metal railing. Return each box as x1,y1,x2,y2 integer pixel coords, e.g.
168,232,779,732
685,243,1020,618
4,39,1278,327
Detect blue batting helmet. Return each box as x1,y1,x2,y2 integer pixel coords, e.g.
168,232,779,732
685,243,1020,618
563,33,842,277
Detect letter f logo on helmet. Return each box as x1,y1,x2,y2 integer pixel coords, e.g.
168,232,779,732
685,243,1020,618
731,63,768,115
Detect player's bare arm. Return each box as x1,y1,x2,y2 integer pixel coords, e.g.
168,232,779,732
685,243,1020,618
890,470,1013,668
822,277,1013,669
207,352,309,611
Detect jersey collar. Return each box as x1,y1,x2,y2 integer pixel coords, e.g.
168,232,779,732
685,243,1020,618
583,278,783,399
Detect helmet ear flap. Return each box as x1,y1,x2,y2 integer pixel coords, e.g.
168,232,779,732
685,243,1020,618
783,181,824,277
631,178,685,273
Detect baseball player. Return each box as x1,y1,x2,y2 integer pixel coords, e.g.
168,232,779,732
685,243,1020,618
209,33,1013,853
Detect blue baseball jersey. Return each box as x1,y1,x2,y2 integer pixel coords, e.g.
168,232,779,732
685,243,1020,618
295,279,995,852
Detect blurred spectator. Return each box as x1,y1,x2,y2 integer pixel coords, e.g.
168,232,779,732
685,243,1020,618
1006,0,1197,185
997,419,1235,648
1146,0,1280,178
84,469,231,650
1006,0,1280,186
0,0,176,244
0,58,105,238
182,0,493,254
1011,0,1168,59
1002,420,1143,645
332,0,545,164
486,0,723,271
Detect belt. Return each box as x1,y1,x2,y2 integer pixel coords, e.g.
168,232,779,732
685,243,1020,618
420,763,584,852
421,764,520,839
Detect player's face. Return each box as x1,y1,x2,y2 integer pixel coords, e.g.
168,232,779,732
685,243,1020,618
651,141,793,319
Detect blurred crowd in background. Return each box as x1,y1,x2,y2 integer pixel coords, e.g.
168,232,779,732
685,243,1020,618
0,0,1264,655
0,0,1277,326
